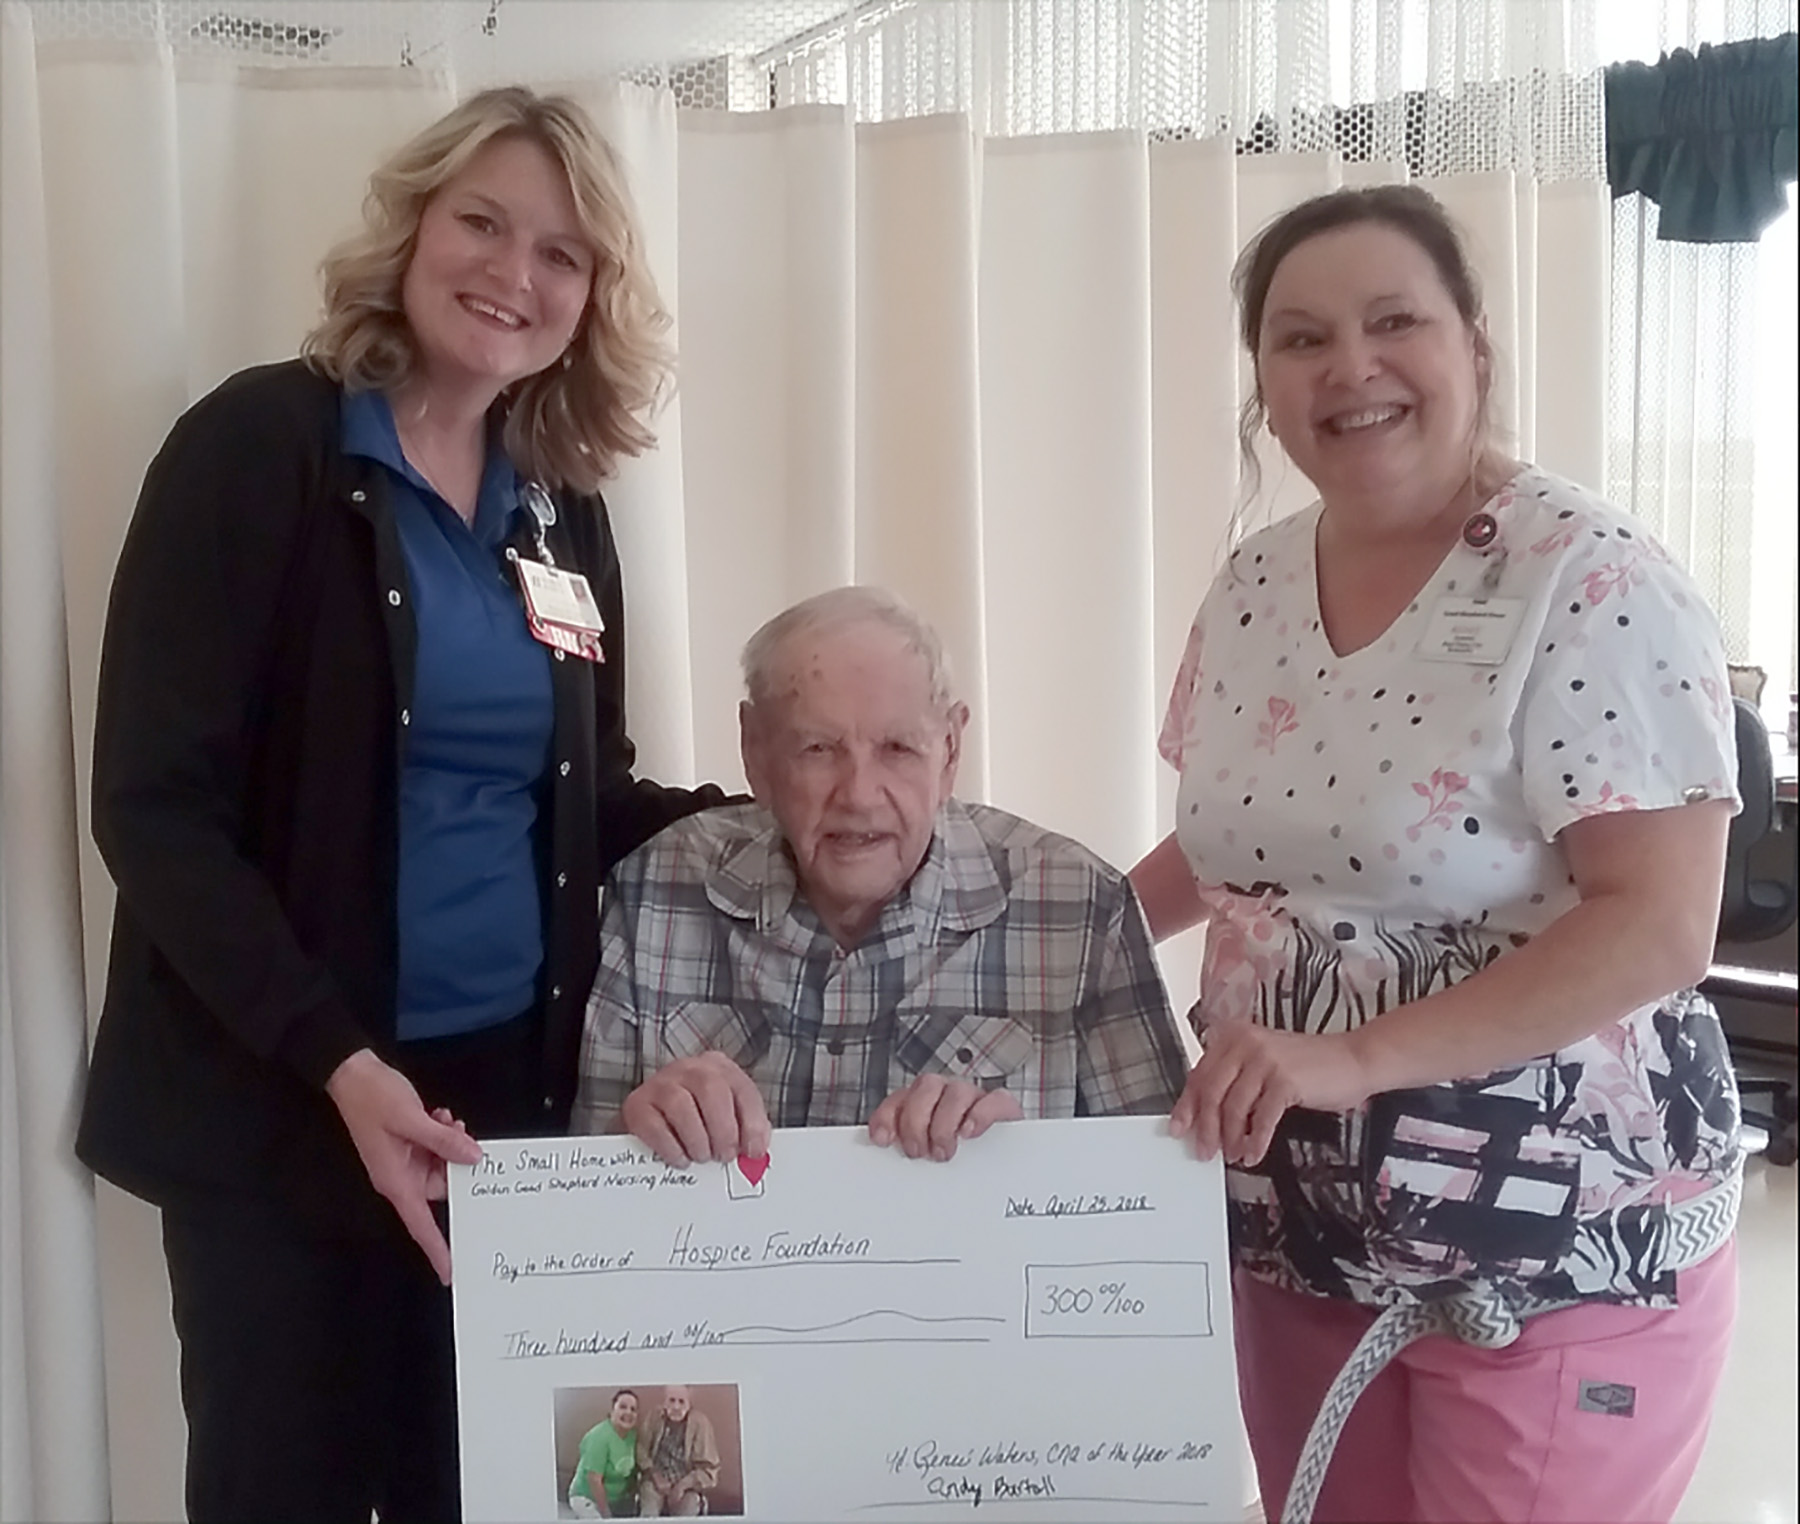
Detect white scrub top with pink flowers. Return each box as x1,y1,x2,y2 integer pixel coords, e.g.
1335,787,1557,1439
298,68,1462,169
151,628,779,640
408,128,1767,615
1160,466,1743,1308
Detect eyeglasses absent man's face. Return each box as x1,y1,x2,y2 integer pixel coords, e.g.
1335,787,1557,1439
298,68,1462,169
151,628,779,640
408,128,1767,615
742,621,966,948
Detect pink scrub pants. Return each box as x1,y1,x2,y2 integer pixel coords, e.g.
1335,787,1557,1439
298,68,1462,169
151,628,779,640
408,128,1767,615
1235,1240,1737,1524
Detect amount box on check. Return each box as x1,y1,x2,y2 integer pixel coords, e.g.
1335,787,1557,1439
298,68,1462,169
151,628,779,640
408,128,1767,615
1023,1260,1214,1340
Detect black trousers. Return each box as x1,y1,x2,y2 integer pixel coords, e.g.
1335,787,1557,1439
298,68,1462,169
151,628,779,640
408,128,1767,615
162,1012,544,1524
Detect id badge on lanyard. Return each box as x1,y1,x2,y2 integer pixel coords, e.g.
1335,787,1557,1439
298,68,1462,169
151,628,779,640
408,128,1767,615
512,482,606,664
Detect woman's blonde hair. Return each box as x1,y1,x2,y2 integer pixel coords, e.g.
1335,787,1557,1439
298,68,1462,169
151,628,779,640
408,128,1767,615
302,87,671,495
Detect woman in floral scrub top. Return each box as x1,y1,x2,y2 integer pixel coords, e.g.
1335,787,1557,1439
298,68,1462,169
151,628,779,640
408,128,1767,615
1133,187,1742,1524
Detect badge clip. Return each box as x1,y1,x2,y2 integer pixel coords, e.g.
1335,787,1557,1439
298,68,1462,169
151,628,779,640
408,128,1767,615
522,482,558,568
1461,512,1507,596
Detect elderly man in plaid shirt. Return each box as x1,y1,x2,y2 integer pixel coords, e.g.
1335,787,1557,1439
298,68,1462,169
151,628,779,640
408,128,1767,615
573,586,1189,1166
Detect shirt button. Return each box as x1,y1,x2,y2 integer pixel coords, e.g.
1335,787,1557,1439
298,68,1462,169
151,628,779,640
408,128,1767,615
559,761,572,777
554,649,567,662
400,709,410,726
551,984,563,1000
351,489,366,503
955,1046,974,1065
542,1094,555,1112
556,872,568,888
826,1037,846,1056
387,589,402,607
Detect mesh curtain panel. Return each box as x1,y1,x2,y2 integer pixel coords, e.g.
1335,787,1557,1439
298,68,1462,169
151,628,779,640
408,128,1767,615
1603,0,1799,707
5,4,1607,1519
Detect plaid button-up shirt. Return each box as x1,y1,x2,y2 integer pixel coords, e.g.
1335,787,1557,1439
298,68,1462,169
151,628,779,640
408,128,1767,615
573,800,1187,1132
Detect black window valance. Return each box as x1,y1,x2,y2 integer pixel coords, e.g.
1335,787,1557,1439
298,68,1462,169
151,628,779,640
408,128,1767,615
1606,33,1798,242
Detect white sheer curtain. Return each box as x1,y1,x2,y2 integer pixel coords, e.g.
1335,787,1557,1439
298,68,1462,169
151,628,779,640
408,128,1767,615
1601,0,1800,708
2,12,107,1520
1,2,1609,1517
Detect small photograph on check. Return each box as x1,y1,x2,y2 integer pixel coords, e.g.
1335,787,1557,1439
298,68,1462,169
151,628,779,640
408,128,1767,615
556,1381,745,1519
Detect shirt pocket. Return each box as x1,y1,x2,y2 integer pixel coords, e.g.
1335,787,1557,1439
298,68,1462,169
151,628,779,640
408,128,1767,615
655,1002,773,1074
893,1010,1040,1096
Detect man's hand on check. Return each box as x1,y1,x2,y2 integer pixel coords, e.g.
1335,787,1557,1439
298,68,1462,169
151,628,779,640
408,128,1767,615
868,1074,1023,1161
620,1053,772,1168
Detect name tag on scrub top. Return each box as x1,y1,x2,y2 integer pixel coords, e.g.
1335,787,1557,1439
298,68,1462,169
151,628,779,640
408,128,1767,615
515,558,606,663
1415,595,1525,665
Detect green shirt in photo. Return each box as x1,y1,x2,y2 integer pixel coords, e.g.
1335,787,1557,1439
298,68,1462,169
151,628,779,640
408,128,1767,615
571,1420,637,1507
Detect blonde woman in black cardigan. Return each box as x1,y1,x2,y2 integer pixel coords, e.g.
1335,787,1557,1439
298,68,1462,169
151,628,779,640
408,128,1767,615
78,88,722,1523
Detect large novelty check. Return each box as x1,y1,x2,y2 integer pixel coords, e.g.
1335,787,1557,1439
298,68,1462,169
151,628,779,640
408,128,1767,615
451,1116,1239,1522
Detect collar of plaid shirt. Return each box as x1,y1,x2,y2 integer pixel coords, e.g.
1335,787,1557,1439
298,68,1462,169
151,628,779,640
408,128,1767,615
701,798,1011,957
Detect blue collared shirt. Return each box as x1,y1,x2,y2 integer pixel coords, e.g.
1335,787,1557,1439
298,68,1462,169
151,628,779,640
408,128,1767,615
341,389,554,1040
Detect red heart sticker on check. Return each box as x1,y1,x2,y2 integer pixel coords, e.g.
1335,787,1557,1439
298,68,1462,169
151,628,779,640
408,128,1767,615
737,1153,770,1187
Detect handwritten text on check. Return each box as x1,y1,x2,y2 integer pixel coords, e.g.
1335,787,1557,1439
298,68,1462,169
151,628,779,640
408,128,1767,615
452,1116,1239,1521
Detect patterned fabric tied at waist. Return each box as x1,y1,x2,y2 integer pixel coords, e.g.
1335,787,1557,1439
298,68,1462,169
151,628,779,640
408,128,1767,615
1277,1161,1743,1524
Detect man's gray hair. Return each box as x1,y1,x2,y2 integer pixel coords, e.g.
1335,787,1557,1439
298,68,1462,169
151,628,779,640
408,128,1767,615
741,586,958,713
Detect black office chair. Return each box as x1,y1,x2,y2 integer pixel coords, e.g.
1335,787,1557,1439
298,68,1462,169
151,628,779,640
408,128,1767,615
1717,699,1797,941
1701,699,1799,1164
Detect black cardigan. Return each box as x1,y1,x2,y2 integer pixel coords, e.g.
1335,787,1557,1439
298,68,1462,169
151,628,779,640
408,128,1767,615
76,360,721,1235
